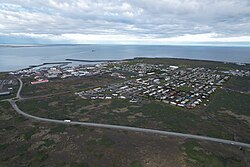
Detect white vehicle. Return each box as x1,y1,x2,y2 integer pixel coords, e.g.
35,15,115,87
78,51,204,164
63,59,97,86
64,120,71,123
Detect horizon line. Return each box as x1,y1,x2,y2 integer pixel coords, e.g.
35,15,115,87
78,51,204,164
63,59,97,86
1,43,250,48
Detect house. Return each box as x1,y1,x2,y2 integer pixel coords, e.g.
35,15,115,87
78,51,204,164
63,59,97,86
0,91,11,96
169,66,179,70
118,96,126,99
170,102,177,105
31,79,49,85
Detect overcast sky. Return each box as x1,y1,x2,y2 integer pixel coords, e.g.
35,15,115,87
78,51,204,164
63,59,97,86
1,0,250,45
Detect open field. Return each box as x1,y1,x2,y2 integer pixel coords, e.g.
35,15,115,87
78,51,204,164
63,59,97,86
1,101,250,167
17,87,250,143
133,58,250,71
20,74,123,97
223,76,250,92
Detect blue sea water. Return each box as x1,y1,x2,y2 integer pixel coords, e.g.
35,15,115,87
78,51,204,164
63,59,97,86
0,44,250,72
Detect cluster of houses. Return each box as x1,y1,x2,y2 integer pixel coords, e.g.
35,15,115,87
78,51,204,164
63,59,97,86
0,78,17,96
222,69,250,77
10,63,113,84
8,60,248,109
76,63,230,109
112,63,163,77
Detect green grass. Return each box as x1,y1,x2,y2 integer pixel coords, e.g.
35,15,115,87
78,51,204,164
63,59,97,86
17,144,30,155
87,136,114,147
74,125,87,132
18,94,92,119
50,125,67,133
70,162,89,167
131,160,143,167
180,141,226,167
0,101,11,109
225,76,250,92
128,101,197,132
92,151,104,159
17,100,41,113
202,129,234,141
177,86,193,92
72,83,92,89
17,96,244,140
24,128,36,140
0,73,8,79
34,152,48,162
15,116,27,123
1,156,11,162
3,126,16,131
0,143,9,151
109,99,130,109
40,139,55,148
21,74,121,97
206,89,250,116
134,58,250,71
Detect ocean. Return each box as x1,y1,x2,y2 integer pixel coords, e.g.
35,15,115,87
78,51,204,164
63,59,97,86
0,44,250,72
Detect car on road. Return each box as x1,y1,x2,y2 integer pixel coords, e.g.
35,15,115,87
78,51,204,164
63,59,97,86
64,119,71,123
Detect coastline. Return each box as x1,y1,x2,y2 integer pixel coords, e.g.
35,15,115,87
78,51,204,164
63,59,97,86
0,57,249,73
1,45,250,72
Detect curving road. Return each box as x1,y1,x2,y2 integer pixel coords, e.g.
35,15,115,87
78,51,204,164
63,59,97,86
8,77,250,148
16,77,23,99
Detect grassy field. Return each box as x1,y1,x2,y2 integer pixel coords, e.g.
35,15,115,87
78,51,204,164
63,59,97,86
2,99,249,166
224,76,250,92
179,140,247,167
133,58,250,70
20,74,122,97
17,88,250,143
205,89,250,116
177,86,193,92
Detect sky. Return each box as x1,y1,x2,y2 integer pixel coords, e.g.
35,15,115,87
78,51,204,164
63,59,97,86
0,0,250,45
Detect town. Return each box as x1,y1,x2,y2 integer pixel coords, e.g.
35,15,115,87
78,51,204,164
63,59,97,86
76,63,230,109
7,60,249,109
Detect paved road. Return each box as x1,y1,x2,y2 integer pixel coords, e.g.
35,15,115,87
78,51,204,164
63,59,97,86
8,77,250,148
16,77,23,99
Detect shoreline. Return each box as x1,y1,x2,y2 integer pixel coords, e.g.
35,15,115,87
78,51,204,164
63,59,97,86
29,61,71,68
0,57,249,73
16,62,72,72
65,58,120,62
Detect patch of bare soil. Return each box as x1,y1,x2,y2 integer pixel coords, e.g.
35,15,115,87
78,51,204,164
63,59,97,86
112,107,128,113
219,110,250,124
48,101,59,107
81,100,111,111
0,106,13,120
